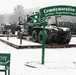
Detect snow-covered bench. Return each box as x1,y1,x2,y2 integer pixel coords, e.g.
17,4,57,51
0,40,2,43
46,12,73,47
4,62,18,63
0,54,10,75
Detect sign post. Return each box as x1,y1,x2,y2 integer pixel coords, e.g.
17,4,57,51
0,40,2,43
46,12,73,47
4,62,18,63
28,5,76,65
20,32,22,45
42,22,46,64
7,31,9,40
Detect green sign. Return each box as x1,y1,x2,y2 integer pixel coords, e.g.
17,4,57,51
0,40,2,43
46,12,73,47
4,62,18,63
40,5,76,18
28,13,40,24
28,5,76,24
0,53,11,75
0,53,10,66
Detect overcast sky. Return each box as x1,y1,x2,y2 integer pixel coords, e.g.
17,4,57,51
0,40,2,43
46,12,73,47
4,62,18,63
0,0,76,14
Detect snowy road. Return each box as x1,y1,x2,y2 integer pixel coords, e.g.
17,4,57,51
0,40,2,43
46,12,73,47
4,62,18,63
0,37,76,75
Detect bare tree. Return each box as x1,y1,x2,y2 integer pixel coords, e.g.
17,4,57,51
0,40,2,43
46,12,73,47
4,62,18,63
14,5,25,21
8,14,17,24
8,5,26,24
0,14,5,23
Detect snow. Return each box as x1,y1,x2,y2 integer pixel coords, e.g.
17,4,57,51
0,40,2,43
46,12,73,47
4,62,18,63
0,37,76,75
69,37,76,44
0,36,76,45
58,27,70,31
0,37,41,46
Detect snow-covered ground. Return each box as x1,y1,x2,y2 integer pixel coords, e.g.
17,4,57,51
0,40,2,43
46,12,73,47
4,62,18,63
0,37,41,46
0,36,76,45
0,37,76,75
69,37,76,44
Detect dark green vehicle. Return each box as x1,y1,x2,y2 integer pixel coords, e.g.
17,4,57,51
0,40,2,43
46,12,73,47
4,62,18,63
17,22,71,44
17,16,71,44
1,23,16,34
31,24,71,44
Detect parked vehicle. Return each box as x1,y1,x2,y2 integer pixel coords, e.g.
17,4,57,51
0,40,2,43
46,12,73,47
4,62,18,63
0,23,17,34
17,15,71,44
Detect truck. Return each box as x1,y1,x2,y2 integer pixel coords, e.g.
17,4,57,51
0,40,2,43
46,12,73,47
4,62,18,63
0,23,17,34
17,15,71,44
